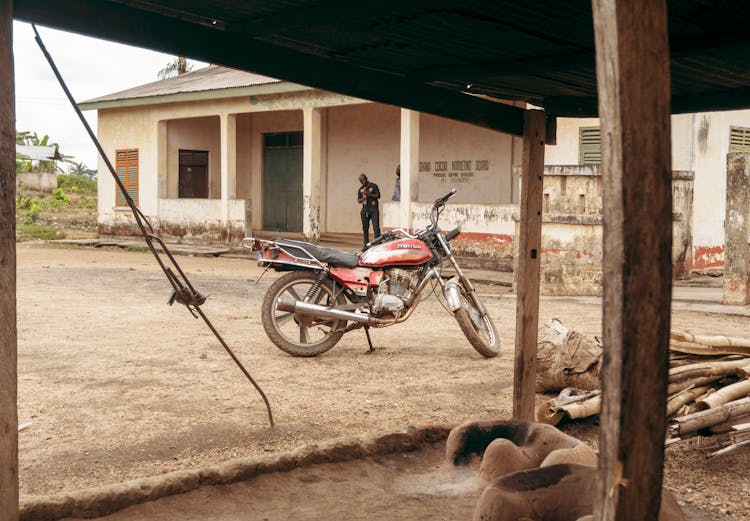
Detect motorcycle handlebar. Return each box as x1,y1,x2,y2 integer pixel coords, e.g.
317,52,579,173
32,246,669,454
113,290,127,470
366,230,394,249
434,188,457,207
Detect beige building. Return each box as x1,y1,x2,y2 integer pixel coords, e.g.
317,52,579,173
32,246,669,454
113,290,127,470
81,66,522,263
548,115,750,273
83,66,749,275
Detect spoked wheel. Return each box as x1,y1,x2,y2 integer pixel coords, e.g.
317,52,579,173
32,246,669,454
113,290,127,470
261,271,346,357
453,285,500,358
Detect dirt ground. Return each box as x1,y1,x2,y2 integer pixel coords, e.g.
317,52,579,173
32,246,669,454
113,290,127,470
15,242,750,520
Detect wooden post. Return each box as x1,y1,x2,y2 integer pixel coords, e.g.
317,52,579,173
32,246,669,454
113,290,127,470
592,1,672,520
513,109,545,420
0,1,19,520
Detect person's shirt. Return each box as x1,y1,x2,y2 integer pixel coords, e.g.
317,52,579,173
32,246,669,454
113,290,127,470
392,177,401,201
357,182,381,207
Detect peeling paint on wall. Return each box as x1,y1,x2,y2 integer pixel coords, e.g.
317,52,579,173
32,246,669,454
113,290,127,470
515,167,695,295
693,245,724,270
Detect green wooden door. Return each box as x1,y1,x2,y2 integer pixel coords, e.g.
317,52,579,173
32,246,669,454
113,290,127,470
262,132,303,232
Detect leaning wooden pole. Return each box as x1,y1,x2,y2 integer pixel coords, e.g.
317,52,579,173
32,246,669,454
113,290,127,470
513,109,546,420
592,1,672,520
0,1,18,520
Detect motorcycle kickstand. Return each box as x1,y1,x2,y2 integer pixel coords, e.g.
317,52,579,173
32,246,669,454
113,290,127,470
364,326,375,353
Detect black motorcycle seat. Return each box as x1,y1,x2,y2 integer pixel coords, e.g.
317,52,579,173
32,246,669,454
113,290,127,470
275,238,360,268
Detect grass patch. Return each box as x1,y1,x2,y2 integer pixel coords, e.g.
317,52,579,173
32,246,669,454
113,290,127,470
17,224,65,241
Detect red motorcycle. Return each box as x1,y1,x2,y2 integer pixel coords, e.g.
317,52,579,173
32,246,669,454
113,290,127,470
242,189,499,358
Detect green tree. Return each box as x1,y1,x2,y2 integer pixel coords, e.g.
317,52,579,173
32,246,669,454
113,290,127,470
66,160,97,179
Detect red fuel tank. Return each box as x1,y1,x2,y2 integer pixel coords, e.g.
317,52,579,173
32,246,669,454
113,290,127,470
359,238,433,267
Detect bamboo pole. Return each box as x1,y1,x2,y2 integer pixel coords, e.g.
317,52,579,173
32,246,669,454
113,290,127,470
668,358,749,383
667,375,725,395
671,397,750,436
696,378,750,411
666,385,712,417
671,330,750,348
561,395,602,420
670,339,750,357
709,414,750,434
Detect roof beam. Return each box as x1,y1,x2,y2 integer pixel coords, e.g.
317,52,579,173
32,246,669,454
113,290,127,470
14,0,525,136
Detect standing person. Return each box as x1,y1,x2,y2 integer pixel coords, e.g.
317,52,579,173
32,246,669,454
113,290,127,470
392,164,401,201
357,173,381,248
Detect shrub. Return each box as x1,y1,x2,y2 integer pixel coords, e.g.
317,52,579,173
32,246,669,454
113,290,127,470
58,174,96,194
50,188,71,206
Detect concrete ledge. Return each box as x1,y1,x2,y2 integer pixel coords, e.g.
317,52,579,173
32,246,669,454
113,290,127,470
19,424,451,521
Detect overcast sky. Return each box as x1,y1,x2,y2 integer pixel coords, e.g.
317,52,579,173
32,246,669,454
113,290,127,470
13,21,207,170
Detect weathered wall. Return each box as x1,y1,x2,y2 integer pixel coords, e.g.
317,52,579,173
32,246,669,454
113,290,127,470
513,166,693,295
97,106,160,219
722,153,750,304
382,201,517,270
549,111,750,273
417,112,514,204
326,103,400,233
16,171,57,192
159,199,247,241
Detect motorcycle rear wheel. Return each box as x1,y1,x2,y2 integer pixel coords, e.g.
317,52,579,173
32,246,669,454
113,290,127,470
261,271,346,357
453,286,500,358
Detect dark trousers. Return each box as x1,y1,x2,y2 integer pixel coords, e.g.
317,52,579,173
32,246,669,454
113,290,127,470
360,205,381,247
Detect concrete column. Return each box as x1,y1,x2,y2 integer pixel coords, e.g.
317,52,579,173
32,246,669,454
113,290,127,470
723,153,750,304
0,2,19,520
303,106,322,242
156,120,168,225
399,109,419,230
156,120,168,199
220,113,237,232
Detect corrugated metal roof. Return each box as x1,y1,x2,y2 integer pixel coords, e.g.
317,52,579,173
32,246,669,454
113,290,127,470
17,0,750,133
82,65,282,104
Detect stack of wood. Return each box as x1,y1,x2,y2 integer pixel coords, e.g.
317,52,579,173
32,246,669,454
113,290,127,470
536,324,750,455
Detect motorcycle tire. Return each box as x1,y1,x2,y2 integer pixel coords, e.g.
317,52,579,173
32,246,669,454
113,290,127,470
453,286,500,358
261,271,346,357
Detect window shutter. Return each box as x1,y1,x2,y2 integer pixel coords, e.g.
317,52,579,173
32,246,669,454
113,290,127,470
114,149,139,206
579,127,601,165
729,127,750,152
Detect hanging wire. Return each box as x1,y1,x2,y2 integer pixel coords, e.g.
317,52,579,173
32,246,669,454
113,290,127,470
32,24,274,428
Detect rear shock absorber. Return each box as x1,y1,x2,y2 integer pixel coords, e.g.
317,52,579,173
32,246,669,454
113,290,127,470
304,272,325,303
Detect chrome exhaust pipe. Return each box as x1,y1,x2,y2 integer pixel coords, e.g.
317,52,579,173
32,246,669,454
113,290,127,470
276,295,372,323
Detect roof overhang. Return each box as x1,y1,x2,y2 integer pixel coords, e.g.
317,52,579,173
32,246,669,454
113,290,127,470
77,81,309,111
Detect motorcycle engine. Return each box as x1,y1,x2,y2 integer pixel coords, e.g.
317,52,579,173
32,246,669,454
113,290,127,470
372,268,415,316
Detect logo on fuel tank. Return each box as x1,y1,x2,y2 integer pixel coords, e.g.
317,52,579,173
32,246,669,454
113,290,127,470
395,243,421,249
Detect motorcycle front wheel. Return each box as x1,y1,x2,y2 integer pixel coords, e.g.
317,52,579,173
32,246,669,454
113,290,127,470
261,271,346,357
453,286,500,358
